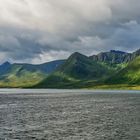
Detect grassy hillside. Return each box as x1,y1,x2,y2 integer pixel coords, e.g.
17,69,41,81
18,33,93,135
0,64,46,88
0,49,140,89
57,53,111,79
0,60,64,88
105,56,140,84
35,52,117,88
35,55,140,89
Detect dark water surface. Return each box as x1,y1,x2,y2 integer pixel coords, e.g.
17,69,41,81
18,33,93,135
0,89,140,140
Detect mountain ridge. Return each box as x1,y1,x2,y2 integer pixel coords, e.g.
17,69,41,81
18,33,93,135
0,60,65,87
35,49,140,88
0,49,140,89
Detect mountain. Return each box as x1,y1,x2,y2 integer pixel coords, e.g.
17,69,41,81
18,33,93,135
0,49,140,89
13,60,65,74
57,52,114,79
105,56,140,85
89,49,140,64
36,49,140,89
35,52,115,88
0,61,11,75
0,60,65,87
89,50,129,64
131,49,140,60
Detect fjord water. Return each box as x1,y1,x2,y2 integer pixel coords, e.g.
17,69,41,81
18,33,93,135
0,89,140,140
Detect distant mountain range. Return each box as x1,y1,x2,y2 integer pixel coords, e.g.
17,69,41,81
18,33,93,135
0,60,64,87
90,49,140,63
0,49,140,89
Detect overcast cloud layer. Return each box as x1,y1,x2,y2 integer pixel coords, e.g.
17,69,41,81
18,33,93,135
0,0,140,64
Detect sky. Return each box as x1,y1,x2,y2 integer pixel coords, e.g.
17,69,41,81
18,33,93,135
0,0,140,64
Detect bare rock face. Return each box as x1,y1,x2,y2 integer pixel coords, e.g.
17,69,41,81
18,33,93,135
89,49,140,64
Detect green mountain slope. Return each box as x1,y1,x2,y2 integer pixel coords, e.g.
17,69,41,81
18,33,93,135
0,64,45,87
35,52,115,88
0,49,140,89
57,52,114,79
105,56,140,84
0,60,65,88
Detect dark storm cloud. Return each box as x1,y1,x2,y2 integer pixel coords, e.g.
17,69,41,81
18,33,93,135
0,0,140,63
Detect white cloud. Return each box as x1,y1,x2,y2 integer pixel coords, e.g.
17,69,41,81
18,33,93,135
0,0,112,32
0,0,140,63
31,50,70,64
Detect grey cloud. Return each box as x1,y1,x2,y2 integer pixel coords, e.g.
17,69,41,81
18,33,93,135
0,0,140,63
